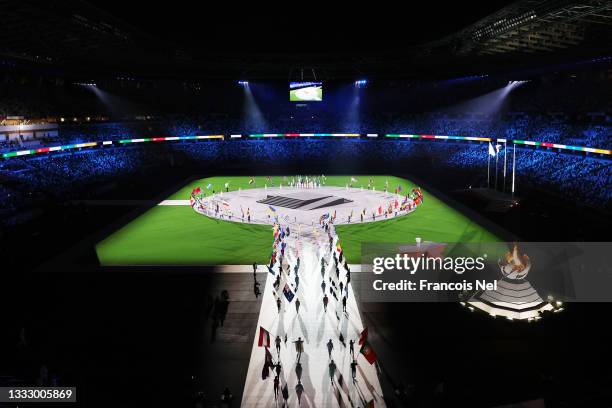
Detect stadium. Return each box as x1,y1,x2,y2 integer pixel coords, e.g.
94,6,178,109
0,1,611,407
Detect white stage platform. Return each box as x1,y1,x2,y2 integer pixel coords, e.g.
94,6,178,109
162,185,401,405
192,186,416,226
240,224,385,407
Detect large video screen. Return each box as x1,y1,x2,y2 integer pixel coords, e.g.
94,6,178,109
289,81,323,101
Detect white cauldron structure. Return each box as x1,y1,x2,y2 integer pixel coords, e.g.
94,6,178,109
467,244,558,321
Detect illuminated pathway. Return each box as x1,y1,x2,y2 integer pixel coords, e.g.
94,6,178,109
240,222,385,407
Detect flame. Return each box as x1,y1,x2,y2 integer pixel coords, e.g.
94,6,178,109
512,244,521,266
503,243,528,272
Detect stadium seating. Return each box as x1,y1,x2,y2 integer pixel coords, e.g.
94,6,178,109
1,134,609,227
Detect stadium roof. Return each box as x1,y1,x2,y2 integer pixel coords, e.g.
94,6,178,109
0,0,610,80
429,0,612,57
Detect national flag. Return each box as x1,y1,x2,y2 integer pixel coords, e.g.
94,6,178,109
265,346,273,364
258,326,271,347
360,340,377,365
262,363,269,380
268,205,276,214
282,384,288,400
320,213,330,221
283,283,295,302
358,327,368,345
222,200,230,207
378,206,382,215
488,142,497,157
262,347,272,380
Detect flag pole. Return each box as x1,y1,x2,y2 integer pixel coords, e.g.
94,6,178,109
495,146,499,191
487,148,491,189
503,141,507,193
512,143,516,198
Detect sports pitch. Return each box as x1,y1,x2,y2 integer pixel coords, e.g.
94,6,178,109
95,176,500,265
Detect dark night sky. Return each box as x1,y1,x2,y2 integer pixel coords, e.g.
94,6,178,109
86,1,516,52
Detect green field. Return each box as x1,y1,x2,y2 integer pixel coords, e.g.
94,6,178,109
96,175,500,265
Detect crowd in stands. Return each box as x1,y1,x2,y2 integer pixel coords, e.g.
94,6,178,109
1,133,609,228
1,112,610,155
0,147,166,225
513,150,611,208
1,68,610,226
0,139,16,151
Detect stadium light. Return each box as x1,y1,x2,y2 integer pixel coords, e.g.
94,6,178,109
354,79,367,87
240,81,266,130
501,80,529,97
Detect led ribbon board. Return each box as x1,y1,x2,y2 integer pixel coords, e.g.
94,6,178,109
1,136,224,158
513,140,611,155
386,134,611,156
2,134,610,158
386,134,491,142
249,133,360,138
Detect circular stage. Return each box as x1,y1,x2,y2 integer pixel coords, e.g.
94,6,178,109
192,185,419,226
